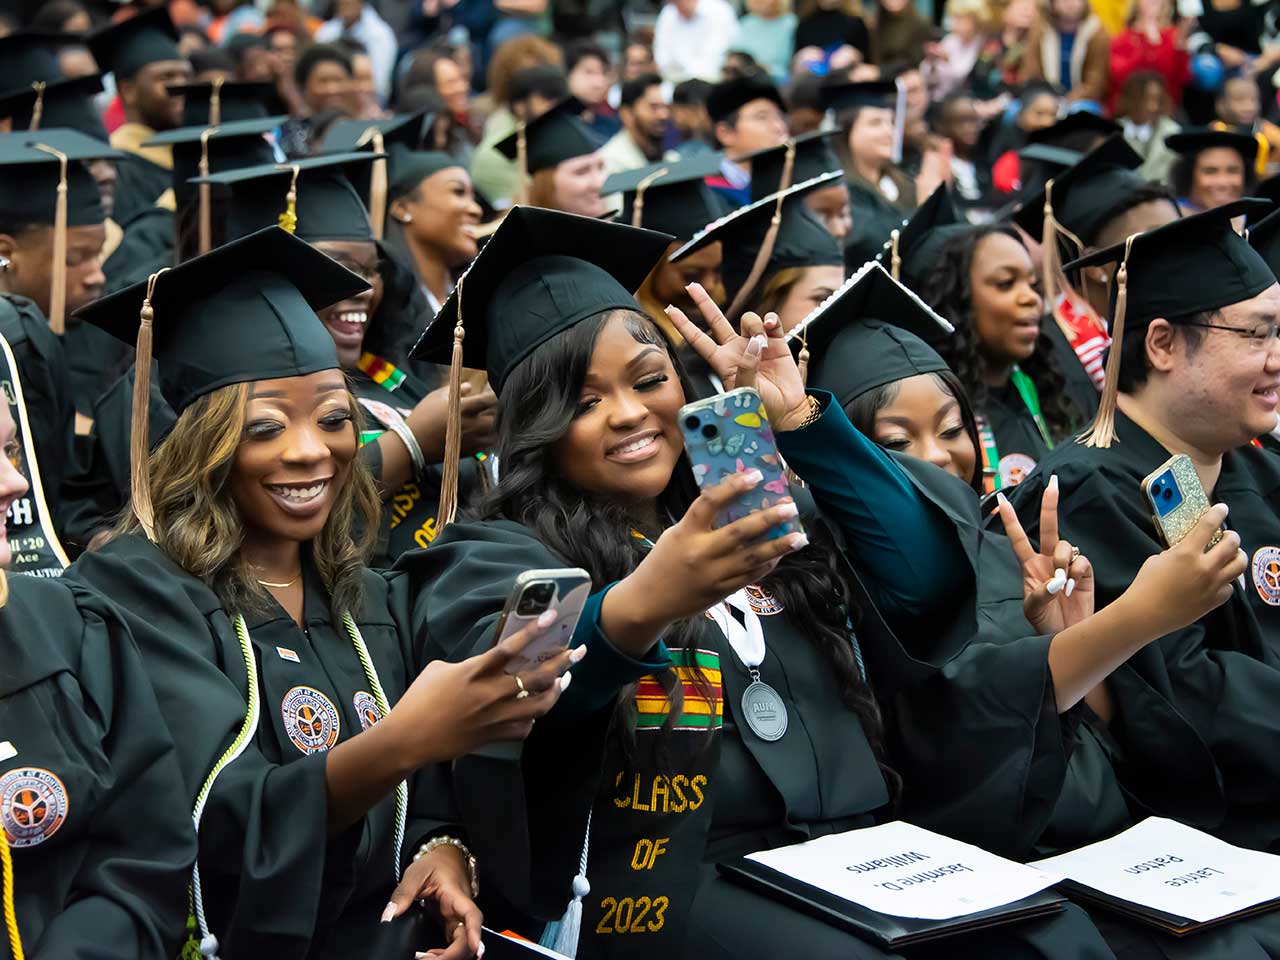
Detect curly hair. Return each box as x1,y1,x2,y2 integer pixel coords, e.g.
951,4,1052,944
918,224,1081,441
477,309,898,798
115,380,381,619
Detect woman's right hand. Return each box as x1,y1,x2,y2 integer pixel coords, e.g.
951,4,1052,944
387,613,585,763
1126,504,1247,637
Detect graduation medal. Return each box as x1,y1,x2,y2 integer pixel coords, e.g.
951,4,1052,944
741,673,788,742
707,588,789,742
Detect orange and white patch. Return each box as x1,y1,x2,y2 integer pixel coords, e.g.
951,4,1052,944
0,767,68,847
998,453,1037,489
1251,546,1280,606
744,584,784,616
281,686,341,755
353,690,382,731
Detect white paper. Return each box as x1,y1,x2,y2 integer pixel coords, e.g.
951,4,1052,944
745,820,1060,921
1031,818,1280,924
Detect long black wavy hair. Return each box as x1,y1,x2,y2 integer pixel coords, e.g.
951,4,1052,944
476,308,898,798
918,224,1081,441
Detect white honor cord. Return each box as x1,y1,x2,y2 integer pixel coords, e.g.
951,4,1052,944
705,588,766,671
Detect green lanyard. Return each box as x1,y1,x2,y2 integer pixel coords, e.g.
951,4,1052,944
1010,365,1054,451
977,367,1053,493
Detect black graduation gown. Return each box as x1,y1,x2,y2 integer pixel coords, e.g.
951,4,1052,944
981,379,1052,488
0,295,74,519
1005,411,1280,854
844,176,912,269
363,244,437,381
62,314,134,419
66,534,460,959
102,207,176,296
0,574,194,959
1042,317,1102,424
111,155,172,231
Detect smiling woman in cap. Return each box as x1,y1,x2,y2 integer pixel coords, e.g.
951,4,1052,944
495,96,608,218
1166,126,1257,214
65,226,574,960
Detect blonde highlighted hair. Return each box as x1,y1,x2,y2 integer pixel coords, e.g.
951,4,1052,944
115,380,381,618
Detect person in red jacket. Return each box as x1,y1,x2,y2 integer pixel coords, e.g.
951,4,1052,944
1108,0,1190,116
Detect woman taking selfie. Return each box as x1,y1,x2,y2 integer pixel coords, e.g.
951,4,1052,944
399,206,1117,959
67,228,574,960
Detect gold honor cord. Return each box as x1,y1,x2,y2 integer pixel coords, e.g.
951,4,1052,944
30,144,67,334
0,827,22,960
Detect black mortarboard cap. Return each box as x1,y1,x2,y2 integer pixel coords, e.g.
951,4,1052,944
0,73,108,141
494,97,602,173
1247,206,1280,281
410,206,673,392
1018,143,1082,170
87,7,182,80
1064,198,1275,446
786,260,954,405
170,80,283,126
1255,172,1280,206
76,226,368,413
192,152,380,244
320,110,433,154
1166,127,1259,168
706,74,785,125
1025,110,1119,152
820,79,896,114
0,31,66,92
384,146,462,200
146,115,284,210
0,128,120,226
603,154,729,240
746,130,842,203
861,183,967,288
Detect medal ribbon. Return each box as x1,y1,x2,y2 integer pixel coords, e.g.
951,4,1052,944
1010,365,1054,451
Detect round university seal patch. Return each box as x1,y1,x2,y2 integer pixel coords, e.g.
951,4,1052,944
353,690,382,731
0,767,68,847
281,686,341,754
998,453,1037,489
744,584,784,616
1251,546,1280,606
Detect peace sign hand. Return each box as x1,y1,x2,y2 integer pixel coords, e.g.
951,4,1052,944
996,476,1095,635
665,283,813,432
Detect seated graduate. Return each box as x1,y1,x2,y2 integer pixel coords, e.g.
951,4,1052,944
196,152,495,565
66,227,575,960
703,75,790,208
1006,201,1280,858
918,222,1084,489
495,97,609,218
669,174,847,336
1164,128,1256,215
0,374,196,958
397,206,1117,959
743,131,852,243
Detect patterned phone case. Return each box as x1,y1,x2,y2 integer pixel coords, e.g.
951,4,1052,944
679,387,803,540
1142,453,1215,548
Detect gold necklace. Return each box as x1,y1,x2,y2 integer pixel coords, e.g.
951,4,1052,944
256,573,301,589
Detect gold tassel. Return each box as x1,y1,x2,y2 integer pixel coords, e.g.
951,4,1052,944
32,143,67,335
277,163,300,234
0,569,7,608
1077,233,1136,449
198,127,217,254
1041,179,1058,312
208,76,224,127
513,120,529,207
889,229,901,280
130,268,169,541
28,81,44,131
725,145,797,321
631,166,669,228
369,130,386,239
435,274,466,530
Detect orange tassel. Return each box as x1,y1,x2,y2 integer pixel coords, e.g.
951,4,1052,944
130,269,169,541
1077,233,1136,449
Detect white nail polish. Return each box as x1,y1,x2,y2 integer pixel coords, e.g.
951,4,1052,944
743,469,764,485
791,532,809,549
778,501,800,519
560,672,573,692
1048,474,1059,492
478,944,486,959
1046,578,1063,596
571,645,587,663
996,491,1009,507
1065,578,1076,597
537,608,557,627
381,902,397,923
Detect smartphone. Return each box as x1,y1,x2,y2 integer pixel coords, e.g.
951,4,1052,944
493,568,592,676
679,387,803,540
1142,453,1222,550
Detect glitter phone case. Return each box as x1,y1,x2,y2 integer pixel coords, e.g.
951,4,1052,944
679,387,803,540
1142,453,1220,549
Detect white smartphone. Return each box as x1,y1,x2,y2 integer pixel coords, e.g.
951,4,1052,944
493,568,592,675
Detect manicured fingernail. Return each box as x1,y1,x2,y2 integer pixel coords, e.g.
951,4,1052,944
571,644,587,663
996,492,1009,507
743,468,764,486
1048,474,1058,492
790,532,809,549
663,304,674,315
1046,578,1063,595
478,944,486,959
1065,578,1076,597
537,608,558,627
381,902,397,923
560,672,573,692
778,501,800,518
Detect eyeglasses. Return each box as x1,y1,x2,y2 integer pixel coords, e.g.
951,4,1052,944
1184,320,1280,348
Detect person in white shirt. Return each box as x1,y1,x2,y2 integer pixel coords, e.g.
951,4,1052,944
315,0,397,102
601,73,673,175
654,0,740,83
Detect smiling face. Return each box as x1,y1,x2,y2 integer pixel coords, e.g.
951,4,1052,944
969,231,1043,366
718,96,789,159
230,370,358,547
304,58,352,113
311,240,383,369
394,166,482,267
552,314,687,502
849,106,895,169
552,151,608,217
868,373,978,486
1189,147,1246,211
0,404,29,570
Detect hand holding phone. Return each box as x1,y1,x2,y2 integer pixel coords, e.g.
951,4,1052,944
1142,454,1221,549
494,568,592,676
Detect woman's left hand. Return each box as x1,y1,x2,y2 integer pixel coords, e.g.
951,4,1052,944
666,283,813,431
383,844,483,959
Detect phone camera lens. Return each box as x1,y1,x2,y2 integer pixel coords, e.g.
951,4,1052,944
701,424,719,439
1161,487,1172,500
684,415,700,430
517,581,555,616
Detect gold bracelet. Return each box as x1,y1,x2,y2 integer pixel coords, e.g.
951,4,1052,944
798,394,823,428
415,835,479,897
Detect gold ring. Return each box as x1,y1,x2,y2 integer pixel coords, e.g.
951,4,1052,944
1070,547,1081,563
514,674,530,700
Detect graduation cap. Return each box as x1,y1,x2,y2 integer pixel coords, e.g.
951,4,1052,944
1247,206,1280,281
147,115,284,253
410,206,673,525
1255,172,1280,206
0,129,122,333
320,111,435,238
1025,110,1119,152
861,183,966,287
746,130,842,204
785,259,954,403
0,73,108,141
706,74,785,125
192,152,381,244
1063,198,1275,447
87,7,182,80
0,31,66,93
494,97,601,178
1165,127,1259,170
169,80,283,127
820,79,897,114
602,154,728,239
75,226,367,539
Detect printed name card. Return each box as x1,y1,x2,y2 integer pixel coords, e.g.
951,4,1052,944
745,821,1060,920
1031,817,1280,924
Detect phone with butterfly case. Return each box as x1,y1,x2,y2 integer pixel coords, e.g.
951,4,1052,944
679,387,803,540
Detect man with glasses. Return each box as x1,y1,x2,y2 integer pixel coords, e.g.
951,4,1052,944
704,74,789,206
1005,200,1280,864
